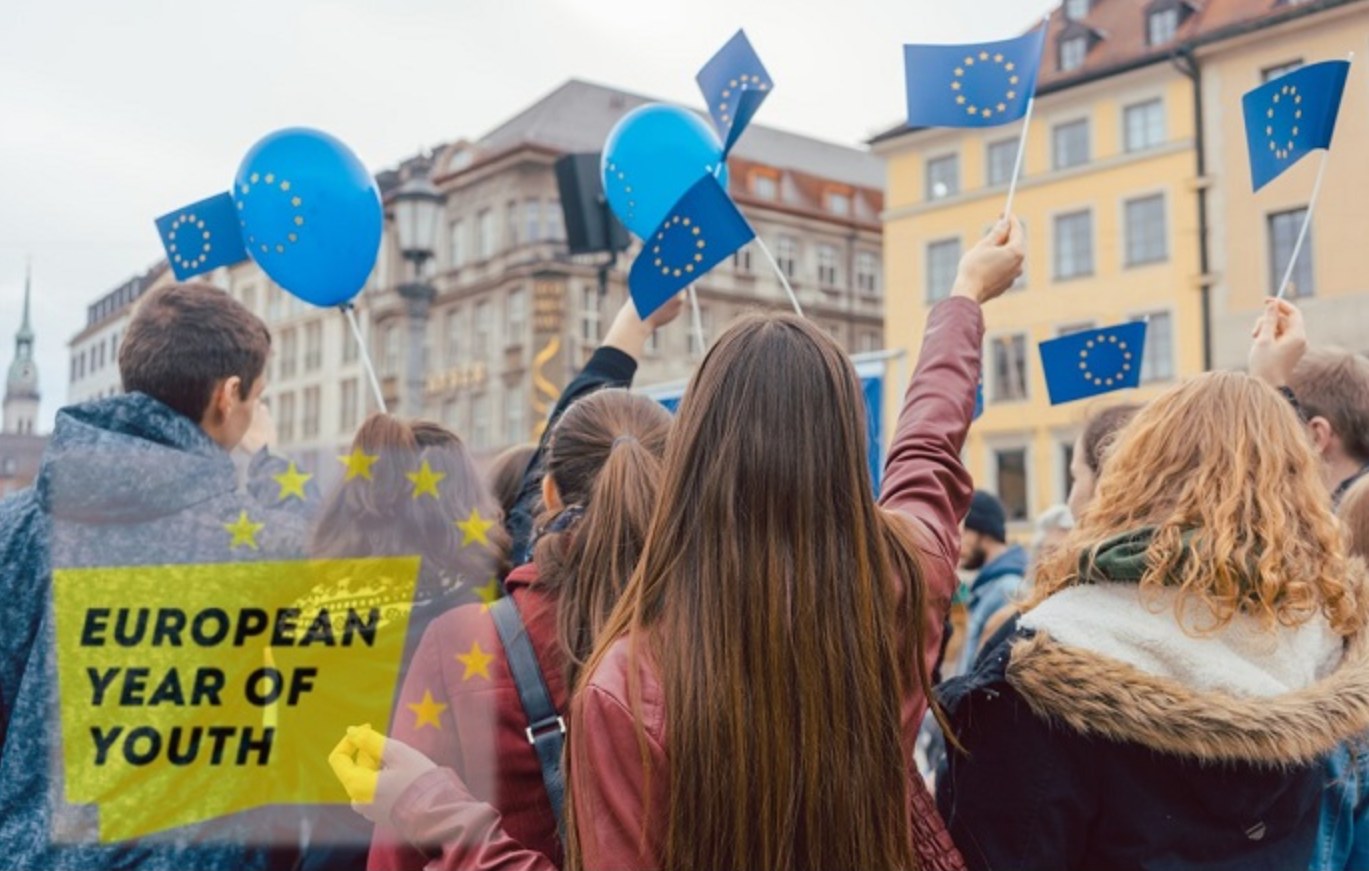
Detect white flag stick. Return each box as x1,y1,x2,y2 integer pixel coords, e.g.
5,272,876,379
687,284,706,356
1002,97,1035,219
342,304,388,413
754,236,804,317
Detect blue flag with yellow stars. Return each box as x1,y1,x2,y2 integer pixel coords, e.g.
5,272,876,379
629,175,754,318
697,29,773,156
1243,59,1349,192
155,193,249,280
904,28,1045,129
1039,321,1147,405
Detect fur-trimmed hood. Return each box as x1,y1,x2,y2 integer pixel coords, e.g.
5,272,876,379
1008,567,1369,768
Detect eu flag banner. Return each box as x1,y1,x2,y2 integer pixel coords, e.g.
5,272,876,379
1243,59,1350,192
629,175,754,318
1039,321,1148,405
904,28,1045,129
697,29,773,156
155,193,249,280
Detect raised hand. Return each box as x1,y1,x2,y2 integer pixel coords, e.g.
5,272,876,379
951,216,1026,305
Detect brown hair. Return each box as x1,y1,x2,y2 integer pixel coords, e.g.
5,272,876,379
1289,348,1369,463
312,414,510,596
534,389,671,689
486,443,537,520
1080,403,1141,477
1030,372,1360,637
119,282,271,423
1341,477,1369,561
567,313,933,871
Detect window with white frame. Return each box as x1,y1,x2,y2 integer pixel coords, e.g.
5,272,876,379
382,323,400,376
856,251,881,294
472,393,491,451
1059,35,1088,72
505,382,527,445
268,284,284,321
580,286,601,345
304,321,322,372
277,391,296,443
473,299,495,358
507,287,527,346
505,200,519,249
1132,311,1176,382
302,386,320,438
476,209,495,260
986,138,1020,187
341,319,358,364
340,378,359,433
817,244,840,286
1123,99,1165,152
859,330,881,353
545,200,563,240
993,445,1030,521
1052,119,1090,170
1125,194,1168,266
444,307,461,366
280,327,298,379
1147,7,1180,45
776,236,799,278
1268,207,1314,298
1053,210,1094,279
752,174,777,199
525,198,542,243
991,334,1029,402
925,154,960,200
733,244,753,273
449,220,465,267
827,191,851,216
926,238,962,304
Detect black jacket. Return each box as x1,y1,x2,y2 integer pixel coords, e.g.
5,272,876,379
936,588,1369,871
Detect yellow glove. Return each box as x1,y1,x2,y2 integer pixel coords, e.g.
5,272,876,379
327,724,436,825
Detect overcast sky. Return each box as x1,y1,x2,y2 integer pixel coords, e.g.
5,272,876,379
0,0,1053,428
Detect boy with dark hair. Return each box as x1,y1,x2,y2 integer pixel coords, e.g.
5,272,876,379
1288,347,1369,505
0,282,305,869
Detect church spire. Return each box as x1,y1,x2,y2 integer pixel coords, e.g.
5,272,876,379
17,257,32,342
5,256,41,435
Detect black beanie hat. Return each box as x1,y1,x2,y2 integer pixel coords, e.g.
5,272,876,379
965,490,1007,542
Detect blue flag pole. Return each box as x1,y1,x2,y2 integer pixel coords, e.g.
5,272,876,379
1276,49,1354,301
341,303,388,413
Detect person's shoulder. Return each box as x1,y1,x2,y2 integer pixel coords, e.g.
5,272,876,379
582,635,665,738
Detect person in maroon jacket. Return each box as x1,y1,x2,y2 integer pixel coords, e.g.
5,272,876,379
363,298,679,870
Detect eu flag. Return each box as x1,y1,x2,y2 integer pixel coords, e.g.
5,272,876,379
155,193,249,280
1243,59,1349,191
1039,321,1147,405
904,28,1045,129
697,29,773,156
629,175,754,318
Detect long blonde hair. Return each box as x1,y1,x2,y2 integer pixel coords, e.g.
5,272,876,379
1029,371,1359,637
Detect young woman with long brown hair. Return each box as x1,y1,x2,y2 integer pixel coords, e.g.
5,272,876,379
937,303,1369,871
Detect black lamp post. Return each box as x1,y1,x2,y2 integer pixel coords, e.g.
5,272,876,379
389,170,446,417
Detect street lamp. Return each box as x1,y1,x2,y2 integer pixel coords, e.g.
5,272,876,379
389,170,447,418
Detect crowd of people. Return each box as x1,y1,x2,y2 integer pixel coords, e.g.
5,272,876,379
4,214,1369,870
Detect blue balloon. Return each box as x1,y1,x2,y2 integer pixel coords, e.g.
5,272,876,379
234,128,382,307
602,104,729,239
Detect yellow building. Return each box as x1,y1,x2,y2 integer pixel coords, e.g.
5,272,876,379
871,0,1366,529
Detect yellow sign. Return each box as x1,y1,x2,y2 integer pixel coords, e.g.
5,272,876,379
51,557,420,843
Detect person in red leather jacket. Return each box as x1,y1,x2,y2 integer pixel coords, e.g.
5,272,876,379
365,297,680,870
332,219,1023,870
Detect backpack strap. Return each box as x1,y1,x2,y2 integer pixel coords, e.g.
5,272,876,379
489,595,566,829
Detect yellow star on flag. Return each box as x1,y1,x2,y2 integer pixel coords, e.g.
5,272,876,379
407,689,448,730
455,508,496,548
475,578,502,612
272,461,312,501
406,459,446,500
338,448,379,482
224,510,265,551
456,641,496,681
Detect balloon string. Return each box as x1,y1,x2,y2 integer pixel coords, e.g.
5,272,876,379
342,304,388,414
754,236,804,317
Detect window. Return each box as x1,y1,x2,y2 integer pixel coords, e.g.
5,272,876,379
267,285,284,321
444,308,462,366
993,447,1030,521
476,209,495,260
688,305,713,357
505,200,519,249
986,138,1020,187
1123,99,1165,152
525,199,542,243
856,251,881,295
1060,35,1088,72
474,300,492,357
580,287,601,345
734,244,753,273
280,327,298,379
1262,59,1303,82
1147,8,1179,45
752,173,778,199
859,331,881,353
1268,208,1314,297
817,244,840,286
1057,320,1097,337
826,191,851,216
304,321,322,372
382,323,400,376
505,383,527,445
1125,194,1168,266
926,239,961,304
342,321,359,364
1052,119,1090,170
507,287,527,345
302,386,320,438
545,200,564,241
241,285,257,315
776,236,799,278
278,392,296,443
1064,0,1090,19
925,154,960,200
340,378,359,433
449,220,465,267
991,334,1029,402
1132,311,1176,382
70,356,77,383
472,394,491,451
1054,210,1094,279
